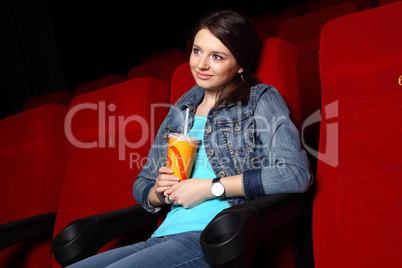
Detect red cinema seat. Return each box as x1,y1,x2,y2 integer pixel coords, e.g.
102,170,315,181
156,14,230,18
127,53,188,88
170,62,195,104
379,0,401,6
141,48,187,64
23,90,73,111
253,11,299,40
310,0,372,11
74,74,126,96
51,77,168,267
171,38,301,130
278,2,360,155
252,0,314,40
256,37,301,131
315,2,402,266
0,104,69,268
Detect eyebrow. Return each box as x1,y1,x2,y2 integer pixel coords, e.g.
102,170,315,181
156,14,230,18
193,44,229,57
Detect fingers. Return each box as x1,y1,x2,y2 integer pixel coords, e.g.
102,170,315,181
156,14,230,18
154,167,179,199
158,167,173,175
158,166,172,174
157,167,179,182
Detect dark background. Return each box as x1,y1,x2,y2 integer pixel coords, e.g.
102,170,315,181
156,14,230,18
0,0,307,119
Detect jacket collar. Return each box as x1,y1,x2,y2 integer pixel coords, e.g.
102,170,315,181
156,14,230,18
174,85,239,112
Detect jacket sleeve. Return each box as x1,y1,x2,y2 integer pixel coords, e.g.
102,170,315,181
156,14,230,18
133,118,168,214
242,87,313,200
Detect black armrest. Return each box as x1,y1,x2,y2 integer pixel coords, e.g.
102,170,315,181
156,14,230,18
51,205,158,267
0,212,56,251
200,193,308,267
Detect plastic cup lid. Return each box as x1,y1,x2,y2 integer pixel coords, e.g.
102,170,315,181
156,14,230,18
168,133,201,143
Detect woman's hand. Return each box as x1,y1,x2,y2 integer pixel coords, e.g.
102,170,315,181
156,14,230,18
149,167,179,207
163,178,213,209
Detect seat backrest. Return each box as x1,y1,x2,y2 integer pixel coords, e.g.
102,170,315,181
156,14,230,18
0,104,69,268
127,53,188,88
51,77,168,267
310,0,372,11
256,37,301,131
315,2,402,267
379,0,401,6
170,62,195,104
23,90,74,111
278,2,360,153
170,38,301,130
141,48,187,64
252,11,299,40
74,74,126,96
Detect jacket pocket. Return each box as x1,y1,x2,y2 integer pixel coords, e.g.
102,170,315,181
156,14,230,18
218,115,254,154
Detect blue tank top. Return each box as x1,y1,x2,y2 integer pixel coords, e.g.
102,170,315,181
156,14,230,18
152,115,230,237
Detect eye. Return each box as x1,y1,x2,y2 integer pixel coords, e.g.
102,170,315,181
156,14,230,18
193,48,202,55
212,54,223,60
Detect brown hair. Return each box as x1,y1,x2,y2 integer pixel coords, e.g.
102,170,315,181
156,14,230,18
192,9,261,108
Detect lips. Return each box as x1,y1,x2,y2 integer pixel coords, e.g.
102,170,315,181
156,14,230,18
196,72,213,80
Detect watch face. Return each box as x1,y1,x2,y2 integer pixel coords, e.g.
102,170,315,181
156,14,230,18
211,182,225,197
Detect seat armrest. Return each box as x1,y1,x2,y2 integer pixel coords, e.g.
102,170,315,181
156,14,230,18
0,212,56,251
52,205,158,267
200,193,307,267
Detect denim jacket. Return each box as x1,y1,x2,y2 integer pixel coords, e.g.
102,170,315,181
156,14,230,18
133,84,312,213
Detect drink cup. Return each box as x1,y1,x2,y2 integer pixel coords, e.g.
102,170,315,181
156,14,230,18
166,133,200,181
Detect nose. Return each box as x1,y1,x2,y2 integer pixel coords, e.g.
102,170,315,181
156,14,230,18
197,55,209,71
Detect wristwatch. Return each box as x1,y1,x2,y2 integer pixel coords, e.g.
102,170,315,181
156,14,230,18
211,177,225,198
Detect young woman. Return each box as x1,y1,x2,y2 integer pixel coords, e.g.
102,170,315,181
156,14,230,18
68,9,312,268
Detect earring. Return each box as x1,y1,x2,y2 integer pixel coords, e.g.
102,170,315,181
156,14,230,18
240,73,246,83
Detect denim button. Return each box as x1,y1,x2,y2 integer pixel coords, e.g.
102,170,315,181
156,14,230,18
208,149,215,156
218,171,226,177
206,126,212,134
213,110,219,117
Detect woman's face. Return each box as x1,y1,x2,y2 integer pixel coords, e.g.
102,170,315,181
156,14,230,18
190,28,244,91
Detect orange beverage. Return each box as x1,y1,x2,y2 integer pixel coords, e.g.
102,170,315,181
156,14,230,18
166,133,200,181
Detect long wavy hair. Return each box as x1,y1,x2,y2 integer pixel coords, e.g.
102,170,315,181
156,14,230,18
191,9,261,108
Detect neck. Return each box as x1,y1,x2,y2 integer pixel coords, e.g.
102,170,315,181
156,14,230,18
203,89,218,106
195,88,218,116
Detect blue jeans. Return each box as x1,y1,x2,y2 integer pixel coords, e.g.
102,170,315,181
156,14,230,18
66,231,210,268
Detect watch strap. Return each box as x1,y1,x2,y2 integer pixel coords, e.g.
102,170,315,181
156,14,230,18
212,177,221,183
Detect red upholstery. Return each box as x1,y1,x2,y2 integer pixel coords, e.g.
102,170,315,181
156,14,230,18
127,53,188,88
278,2,360,153
170,62,195,104
310,0,372,11
256,37,301,131
315,2,402,267
379,0,401,6
74,74,126,96
141,48,188,64
0,104,69,268
51,77,168,267
252,11,299,40
171,38,301,130
23,90,73,111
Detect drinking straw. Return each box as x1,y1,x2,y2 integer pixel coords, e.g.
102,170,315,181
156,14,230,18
184,107,189,137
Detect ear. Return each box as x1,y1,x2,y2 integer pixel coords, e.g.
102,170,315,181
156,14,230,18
237,67,244,74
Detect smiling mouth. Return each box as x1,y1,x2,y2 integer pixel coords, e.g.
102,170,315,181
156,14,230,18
196,72,213,80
